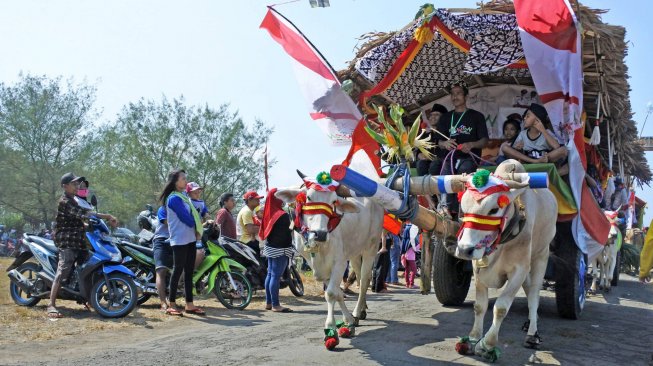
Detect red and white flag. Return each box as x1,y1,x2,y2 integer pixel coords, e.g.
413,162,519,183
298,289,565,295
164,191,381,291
515,0,610,255
260,7,381,178
260,8,359,146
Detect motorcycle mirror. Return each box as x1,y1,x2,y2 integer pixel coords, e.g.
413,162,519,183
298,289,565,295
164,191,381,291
90,195,98,207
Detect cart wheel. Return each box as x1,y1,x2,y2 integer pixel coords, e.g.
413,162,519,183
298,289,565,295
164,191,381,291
432,238,471,306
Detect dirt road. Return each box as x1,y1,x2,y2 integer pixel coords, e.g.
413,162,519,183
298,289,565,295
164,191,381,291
1,274,651,366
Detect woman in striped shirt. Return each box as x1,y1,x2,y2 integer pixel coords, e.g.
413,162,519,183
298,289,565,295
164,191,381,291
259,188,294,313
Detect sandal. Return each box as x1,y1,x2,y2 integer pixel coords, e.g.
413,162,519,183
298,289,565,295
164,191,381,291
271,307,293,313
47,307,63,319
185,307,206,315
165,307,183,316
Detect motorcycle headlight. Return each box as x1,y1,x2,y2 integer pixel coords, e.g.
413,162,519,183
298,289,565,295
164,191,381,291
110,251,122,263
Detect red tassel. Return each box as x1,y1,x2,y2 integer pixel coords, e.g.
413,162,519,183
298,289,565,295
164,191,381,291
325,337,338,350
455,341,470,354
457,191,465,202
338,327,351,338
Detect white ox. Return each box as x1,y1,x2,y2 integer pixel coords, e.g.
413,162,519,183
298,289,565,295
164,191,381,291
454,160,557,361
276,173,383,346
589,211,620,293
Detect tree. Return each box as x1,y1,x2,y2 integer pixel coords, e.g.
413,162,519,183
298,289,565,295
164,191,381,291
0,74,98,226
86,97,272,223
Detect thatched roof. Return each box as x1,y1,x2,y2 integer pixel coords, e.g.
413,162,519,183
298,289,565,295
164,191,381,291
339,0,651,184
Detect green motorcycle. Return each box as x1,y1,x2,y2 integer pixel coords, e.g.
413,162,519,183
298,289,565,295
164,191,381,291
118,225,252,310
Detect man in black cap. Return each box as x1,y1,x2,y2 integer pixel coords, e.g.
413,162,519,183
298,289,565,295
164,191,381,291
47,172,117,319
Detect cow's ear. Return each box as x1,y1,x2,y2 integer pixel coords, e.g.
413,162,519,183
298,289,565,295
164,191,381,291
275,188,302,203
335,197,360,213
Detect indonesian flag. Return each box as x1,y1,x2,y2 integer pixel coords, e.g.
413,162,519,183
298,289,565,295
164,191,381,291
260,7,381,178
260,8,359,146
515,0,610,255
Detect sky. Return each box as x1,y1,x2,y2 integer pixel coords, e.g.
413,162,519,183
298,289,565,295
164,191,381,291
1,0,651,222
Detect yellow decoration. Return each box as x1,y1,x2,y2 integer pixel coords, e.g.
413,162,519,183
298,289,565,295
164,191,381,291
414,26,434,44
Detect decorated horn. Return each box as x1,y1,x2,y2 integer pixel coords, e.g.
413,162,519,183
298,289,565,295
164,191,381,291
296,169,307,180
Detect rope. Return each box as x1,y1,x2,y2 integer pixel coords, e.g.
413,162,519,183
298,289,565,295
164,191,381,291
385,161,419,221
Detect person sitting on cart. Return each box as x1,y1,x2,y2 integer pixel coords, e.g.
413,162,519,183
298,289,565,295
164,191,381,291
417,103,448,176
435,82,488,218
501,103,568,173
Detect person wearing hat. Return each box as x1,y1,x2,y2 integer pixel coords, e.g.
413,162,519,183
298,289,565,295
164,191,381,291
417,103,448,177
186,182,211,269
501,103,568,167
435,82,489,217
237,190,263,257
76,178,91,202
186,182,210,222
609,176,629,213
48,173,117,319
215,193,237,240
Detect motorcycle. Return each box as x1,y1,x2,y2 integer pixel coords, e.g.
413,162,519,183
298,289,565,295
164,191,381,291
220,236,304,297
6,215,139,318
120,223,253,310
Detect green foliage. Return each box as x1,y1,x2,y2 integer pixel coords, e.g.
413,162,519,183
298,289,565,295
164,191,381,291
84,97,272,223
0,210,25,231
0,75,272,228
0,74,98,226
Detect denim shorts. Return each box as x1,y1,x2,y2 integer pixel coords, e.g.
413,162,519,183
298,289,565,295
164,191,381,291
152,237,173,270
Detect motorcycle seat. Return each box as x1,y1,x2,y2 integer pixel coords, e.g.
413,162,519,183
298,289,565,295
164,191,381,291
27,236,58,254
122,241,154,257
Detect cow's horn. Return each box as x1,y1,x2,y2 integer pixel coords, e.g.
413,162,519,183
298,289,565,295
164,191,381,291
296,170,307,179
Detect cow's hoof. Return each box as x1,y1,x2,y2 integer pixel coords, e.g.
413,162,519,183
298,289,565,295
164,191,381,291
475,339,501,363
359,310,367,320
523,332,542,349
353,317,360,326
336,320,354,338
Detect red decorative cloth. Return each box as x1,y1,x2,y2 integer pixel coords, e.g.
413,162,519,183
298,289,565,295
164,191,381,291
259,188,286,240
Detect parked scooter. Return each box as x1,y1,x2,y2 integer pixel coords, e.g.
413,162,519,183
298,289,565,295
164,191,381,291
6,213,139,318
220,236,304,297
120,223,253,310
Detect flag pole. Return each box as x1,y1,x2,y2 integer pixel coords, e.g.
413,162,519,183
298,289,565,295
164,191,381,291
264,144,270,192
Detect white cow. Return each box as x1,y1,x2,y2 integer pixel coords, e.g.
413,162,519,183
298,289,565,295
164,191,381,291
454,160,557,362
276,171,384,348
589,211,620,293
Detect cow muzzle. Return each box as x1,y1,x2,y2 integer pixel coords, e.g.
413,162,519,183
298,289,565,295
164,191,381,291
313,230,328,242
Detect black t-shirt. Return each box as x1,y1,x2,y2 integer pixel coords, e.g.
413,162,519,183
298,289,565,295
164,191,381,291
266,213,292,249
436,108,488,160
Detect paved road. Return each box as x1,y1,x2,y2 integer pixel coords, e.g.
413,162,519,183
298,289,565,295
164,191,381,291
1,275,652,366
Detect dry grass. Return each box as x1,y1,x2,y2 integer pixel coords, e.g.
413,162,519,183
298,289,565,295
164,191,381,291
0,257,323,345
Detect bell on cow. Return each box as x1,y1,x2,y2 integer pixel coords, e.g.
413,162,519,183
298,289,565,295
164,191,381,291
475,256,489,268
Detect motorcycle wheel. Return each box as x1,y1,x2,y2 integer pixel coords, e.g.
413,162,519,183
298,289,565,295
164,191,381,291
125,262,154,305
9,262,41,307
213,271,252,310
90,273,138,318
286,265,304,297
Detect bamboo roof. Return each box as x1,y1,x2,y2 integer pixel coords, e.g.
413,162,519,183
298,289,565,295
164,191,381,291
339,0,651,184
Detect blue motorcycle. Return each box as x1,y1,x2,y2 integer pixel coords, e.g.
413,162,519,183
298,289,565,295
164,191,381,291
6,215,139,318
